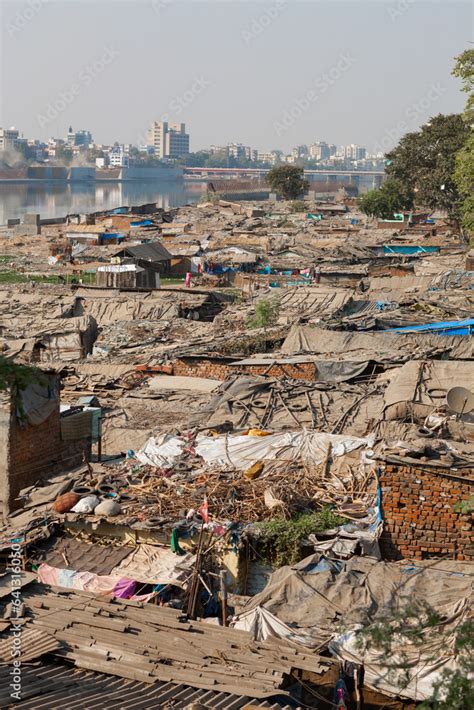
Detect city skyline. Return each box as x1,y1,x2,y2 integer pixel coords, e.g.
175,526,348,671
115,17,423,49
1,1,470,153
0,122,379,168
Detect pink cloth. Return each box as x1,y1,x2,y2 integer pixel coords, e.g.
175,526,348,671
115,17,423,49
37,563,142,600
37,563,60,586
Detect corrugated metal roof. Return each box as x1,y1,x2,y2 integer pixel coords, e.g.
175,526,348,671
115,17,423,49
0,661,295,709
0,628,60,663
9,586,325,699
32,538,132,575
116,242,172,262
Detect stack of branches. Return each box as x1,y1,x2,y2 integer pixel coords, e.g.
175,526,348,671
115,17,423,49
91,454,376,524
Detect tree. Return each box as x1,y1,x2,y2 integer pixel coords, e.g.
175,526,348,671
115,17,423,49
454,136,474,237
452,48,474,124
356,597,473,708
266,165,309,200
385,114,470,217
0,357,40,392
359,177,414,218
247,297,280,329
452,49,474,238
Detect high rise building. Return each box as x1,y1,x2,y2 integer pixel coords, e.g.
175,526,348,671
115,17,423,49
0,127,20,152
147,121,190,159
343,144,367,160
309,142,331,161
67,127,93,147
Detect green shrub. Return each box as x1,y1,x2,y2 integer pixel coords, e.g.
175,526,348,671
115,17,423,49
246,297,280,329
256,508,345,566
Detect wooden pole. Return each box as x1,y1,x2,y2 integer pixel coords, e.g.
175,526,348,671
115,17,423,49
220,569,228,627
187,524,205,619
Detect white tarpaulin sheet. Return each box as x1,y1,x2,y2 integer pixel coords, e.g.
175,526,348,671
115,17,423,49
136,433,186,467
233,605,314,647
194,430,375,471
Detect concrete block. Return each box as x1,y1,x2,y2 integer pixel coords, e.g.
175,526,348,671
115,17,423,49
23,213,41,225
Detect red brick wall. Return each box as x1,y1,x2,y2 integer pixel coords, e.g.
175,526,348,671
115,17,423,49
172,358,232,380
379,463,473,560
7,407,90,513
172,358,317,381
240,363,317,380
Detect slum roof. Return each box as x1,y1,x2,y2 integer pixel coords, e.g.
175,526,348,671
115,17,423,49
282,325,474,360
0,660,295,710
114,242,172,262
237,554,473,702
65,225,107,234
1,585,329,697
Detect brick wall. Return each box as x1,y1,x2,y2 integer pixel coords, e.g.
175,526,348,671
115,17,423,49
0,376,91,517
379,462,473,560
172,357,232,380
172,357,317,381
239,362,317,380
7,408,90,513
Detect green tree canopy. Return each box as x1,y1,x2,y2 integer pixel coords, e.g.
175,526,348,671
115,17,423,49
247,297,280,330
0,357,39,392
385,113,470,217
358,177,414,219
452,48,474,124
452,48,474,238
266,164,309,200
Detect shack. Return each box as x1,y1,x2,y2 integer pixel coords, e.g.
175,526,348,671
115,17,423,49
65,225,125,245
96,263,160,289
114,242,172,276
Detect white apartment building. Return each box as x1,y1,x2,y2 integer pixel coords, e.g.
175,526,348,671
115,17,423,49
0,127,20,152
108,145,129,168
257,151,279,165
342,144,367,160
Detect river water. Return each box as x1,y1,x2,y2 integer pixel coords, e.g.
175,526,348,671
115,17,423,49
0,180,206,224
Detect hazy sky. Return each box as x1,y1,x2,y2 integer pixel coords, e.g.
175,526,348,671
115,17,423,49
1,0,472,153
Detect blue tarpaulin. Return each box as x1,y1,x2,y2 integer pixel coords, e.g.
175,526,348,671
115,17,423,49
389,319,474,336
131,219,153,227
109,207,127,215
383,245,439,255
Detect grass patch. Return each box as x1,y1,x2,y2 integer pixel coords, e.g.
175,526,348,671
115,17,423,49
0,271,29,283
0,271,96,285
256,508,346,566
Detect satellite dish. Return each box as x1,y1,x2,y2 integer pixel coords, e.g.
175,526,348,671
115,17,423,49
446,387,474,415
